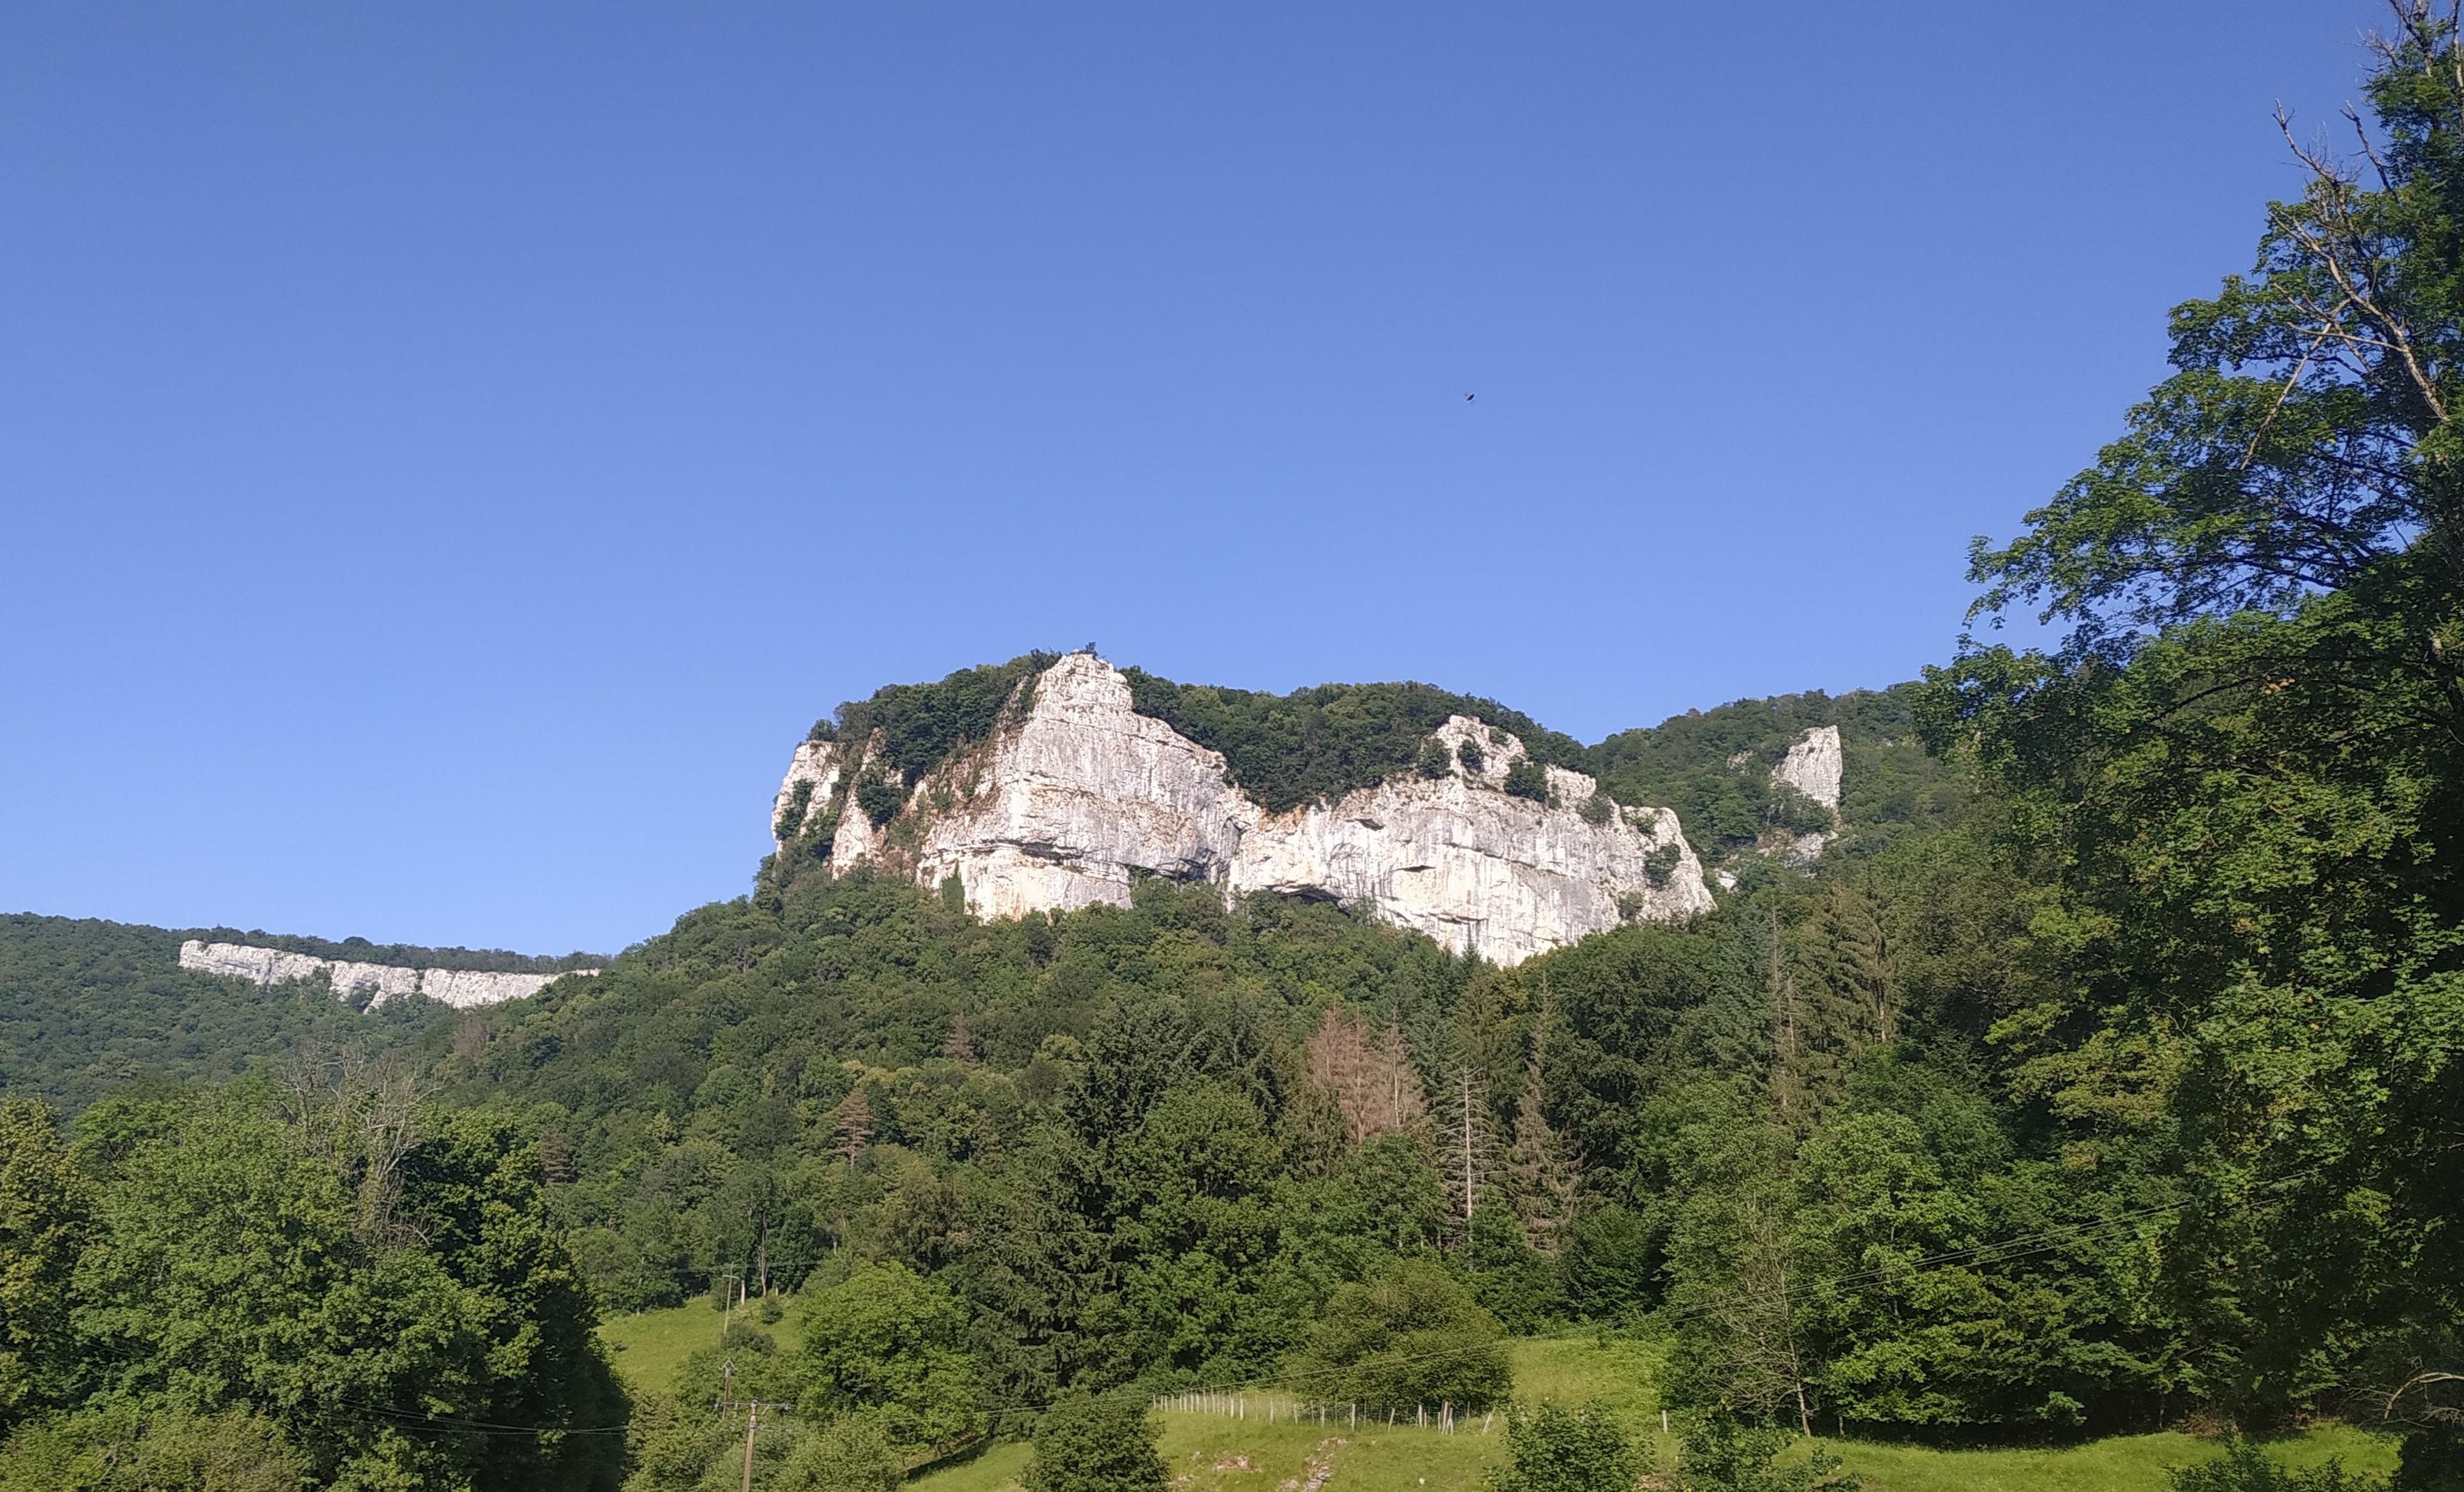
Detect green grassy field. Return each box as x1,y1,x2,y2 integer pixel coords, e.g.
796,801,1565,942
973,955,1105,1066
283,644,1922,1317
589,1311,2401,1492
597,1299,803,1396
895,1337,2402,1492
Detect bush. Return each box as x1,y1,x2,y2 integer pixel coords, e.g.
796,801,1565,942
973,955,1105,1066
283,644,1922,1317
0,1406,307,1492
1484,1401,1642,1492
1503,760,1553,806
1419,739,1456,778
1458,738,1486,772
776,778,816,841
1676,1415,1857,1491
2170,1440,2387,1492
776,1415,902,1492
1287,1258,1511,1412
1578,792,1613,824
855,772,907,829
1022,1392,1167,1492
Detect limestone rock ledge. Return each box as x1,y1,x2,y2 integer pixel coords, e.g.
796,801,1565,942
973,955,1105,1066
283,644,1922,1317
179,940,598,1009
774,654,1714,966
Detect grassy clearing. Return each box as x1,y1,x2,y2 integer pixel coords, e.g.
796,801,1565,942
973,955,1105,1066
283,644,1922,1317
1803,1423,2398,1492
898,1335,2401,1492
596,1300,803,1395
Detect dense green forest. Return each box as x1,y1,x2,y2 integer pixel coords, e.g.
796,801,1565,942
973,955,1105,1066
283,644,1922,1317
8,14,2464,1492
0,916,460,1113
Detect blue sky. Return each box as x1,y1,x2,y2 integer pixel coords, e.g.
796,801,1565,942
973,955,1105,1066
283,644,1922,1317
1,1,2387,955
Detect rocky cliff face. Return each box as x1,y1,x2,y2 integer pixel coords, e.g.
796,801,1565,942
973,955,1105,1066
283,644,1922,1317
772,654,1713,965
1770,724,1844,864
1772,725,1843,811
179,940,597,1009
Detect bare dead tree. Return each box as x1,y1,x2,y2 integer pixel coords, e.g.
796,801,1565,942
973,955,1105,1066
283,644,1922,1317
831,1087,875,1165
1304,1008,1428,1143
1437,1065,1502,1230
276,1041,425,1246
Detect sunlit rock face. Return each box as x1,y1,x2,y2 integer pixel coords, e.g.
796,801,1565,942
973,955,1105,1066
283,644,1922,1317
1772,725,1843,810
178,940,596,1008
772,654,1714,965
1770,724,1844,865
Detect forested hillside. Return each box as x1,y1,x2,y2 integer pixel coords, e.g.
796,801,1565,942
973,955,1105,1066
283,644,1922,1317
0,914,458,1111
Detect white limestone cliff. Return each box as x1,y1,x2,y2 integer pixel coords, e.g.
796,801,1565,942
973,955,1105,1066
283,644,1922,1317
179,940,597,1009
1769,724,1844,865
774,654,1714,965
1772,725,1843,810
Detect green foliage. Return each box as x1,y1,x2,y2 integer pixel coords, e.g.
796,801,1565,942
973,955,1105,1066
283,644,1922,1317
677,1323,798,1409
1458,738,1486,773
1676,1415,1857,1492
819,652,1060,787
1483,1401,1640,1492
0,914,455,1111
0,1097,87,1433
619,1391,737,1492
796,1262,981,1450
1502,760,1553,806
1589,686,1957,862
2169,1440,2387,1492
854,769,907,828
1022,1392,1167,1492
1420,739,1457,778
1463,1194,1559,1332
0,1404,309,1492
1289,1258,1511,1412
43,1087,626,1491
222,928,606,974
776,1415,902,1492
1121,670,1585,813
1932,15,2464,1468
778,778,817,841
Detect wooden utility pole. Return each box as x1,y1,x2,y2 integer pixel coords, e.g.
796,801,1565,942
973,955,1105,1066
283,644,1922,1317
713,1395,791,1491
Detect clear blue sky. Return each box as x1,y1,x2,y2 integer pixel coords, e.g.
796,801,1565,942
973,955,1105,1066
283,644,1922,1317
1,1,2386,956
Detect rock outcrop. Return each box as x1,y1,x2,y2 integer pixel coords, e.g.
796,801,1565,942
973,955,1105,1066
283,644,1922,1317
179,940,597,1009
1769,724,1844,864
773,654,1714,965
1772,725,1843,811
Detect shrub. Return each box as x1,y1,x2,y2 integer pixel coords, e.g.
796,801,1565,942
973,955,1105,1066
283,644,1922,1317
775,778,816,841
1484,1401,1641,1492
1419,739,1456,778
1458,738,1486,773
854,772,907,829
1677,1414,1857,1491
1287,1258,1511,1412
1022,1392,1167,1492
776,1415,901,1492
1503,760,1553,806
2169,1440,2387,1492
1578,792,1613,825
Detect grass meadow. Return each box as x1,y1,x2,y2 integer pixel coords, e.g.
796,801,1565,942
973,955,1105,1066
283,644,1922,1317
594,1312,2400,1491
